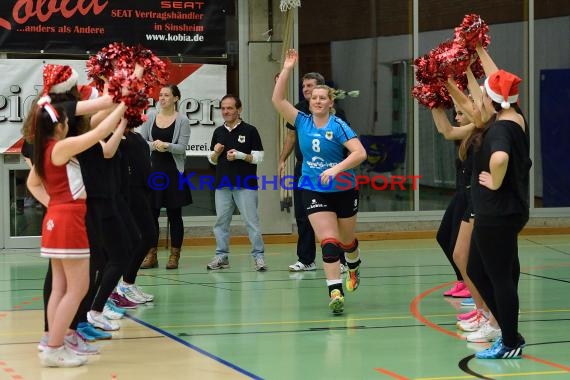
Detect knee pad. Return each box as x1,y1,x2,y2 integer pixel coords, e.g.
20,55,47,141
321,238,343,263
341,238,359,253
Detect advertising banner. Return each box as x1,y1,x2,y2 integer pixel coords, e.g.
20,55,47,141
0,1,229,57
0,59,226,156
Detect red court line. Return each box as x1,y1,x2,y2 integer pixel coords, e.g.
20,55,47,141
410,281,570,373
523,354,570,372
0,360,25,380
374,367,410,379
409,281,464,339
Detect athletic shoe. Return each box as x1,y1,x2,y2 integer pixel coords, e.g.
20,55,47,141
109,292,138,309
103,304,124,320
254,257,268,272
457,309,478,321
475,337,524,359
77,322,112,341
452,288,471,298
329,289,345,315
38,333,49,351
466,321,502,343
87,311,120,331
207,255,230,270
345,266,360,292
132,284,154,302
288,261,317,272
39,345,87,368
105,299,127,316
340,264,348,274
64,332,99,355
461,297,475,307
444,281,466,296
117,281,147,304
457,311,488,332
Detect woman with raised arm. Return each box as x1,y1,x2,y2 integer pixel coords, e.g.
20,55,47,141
273,49,367,314
26,99,126,367
438,73,503,343
468,69,531,359
432,105,474,299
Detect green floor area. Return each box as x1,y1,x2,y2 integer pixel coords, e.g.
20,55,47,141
1,236,569,379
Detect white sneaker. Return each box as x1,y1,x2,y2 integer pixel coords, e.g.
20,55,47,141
38,333,48,351
340,264,348,274
117,281,147,304
457,311,488,332
288,261,317,272
103,304,124,320
87,311,120,331
254,257,268,272
132,284,154,302
64,332,100,355
466,321,502,343
39,345,87,367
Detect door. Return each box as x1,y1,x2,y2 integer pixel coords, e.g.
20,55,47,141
1,154,42,248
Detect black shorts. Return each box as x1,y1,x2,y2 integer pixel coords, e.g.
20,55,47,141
462,186,474,222
301,188,359,218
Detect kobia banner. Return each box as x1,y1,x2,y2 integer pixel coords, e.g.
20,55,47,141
0,1,231,57
0,59,226,155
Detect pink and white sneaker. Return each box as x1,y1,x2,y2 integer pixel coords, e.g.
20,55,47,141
457,311,488,332
452,288,471,298
457,309,478,321
443,281,465,297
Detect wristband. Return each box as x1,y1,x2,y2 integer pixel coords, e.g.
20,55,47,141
235,151,246,160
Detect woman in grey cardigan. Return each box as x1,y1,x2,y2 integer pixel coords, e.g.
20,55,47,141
138,84,192,269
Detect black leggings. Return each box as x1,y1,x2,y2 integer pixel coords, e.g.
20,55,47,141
436,192,465,281
467,222,524,347
153,207,184,249
124,189,157,283
87,199,133,312
293,164,317,265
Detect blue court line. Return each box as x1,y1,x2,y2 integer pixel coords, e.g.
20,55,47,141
128,315,263,380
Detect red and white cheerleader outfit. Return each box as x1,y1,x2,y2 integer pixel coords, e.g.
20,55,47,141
40,139,89,259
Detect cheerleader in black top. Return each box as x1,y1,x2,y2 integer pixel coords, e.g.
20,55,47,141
467,69,531,359
116,127,158,302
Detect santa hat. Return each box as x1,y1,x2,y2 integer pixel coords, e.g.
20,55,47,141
42,64,79,95
484,69,521,110
78,84,99,100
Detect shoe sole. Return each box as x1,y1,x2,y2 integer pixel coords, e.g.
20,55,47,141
87,316,120,331
207,265,230,270
345,271,360,292
67,346,100,355
288,266,316,272
92,334,112,340
329,298,344,314
467,336,501,343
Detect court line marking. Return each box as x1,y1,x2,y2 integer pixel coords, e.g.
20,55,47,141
127,315,263,380
416,370,568,379
0,359,25,379
375,367,410,379
409,281,570,377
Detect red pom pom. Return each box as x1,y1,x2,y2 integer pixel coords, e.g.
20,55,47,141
434,40,471,80
414,40,471,87
470,57,485,79
87,43,169,128
412,83,453,109
454,14,491,52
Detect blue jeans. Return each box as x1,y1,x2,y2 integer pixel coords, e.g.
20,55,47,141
214,188,264,258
